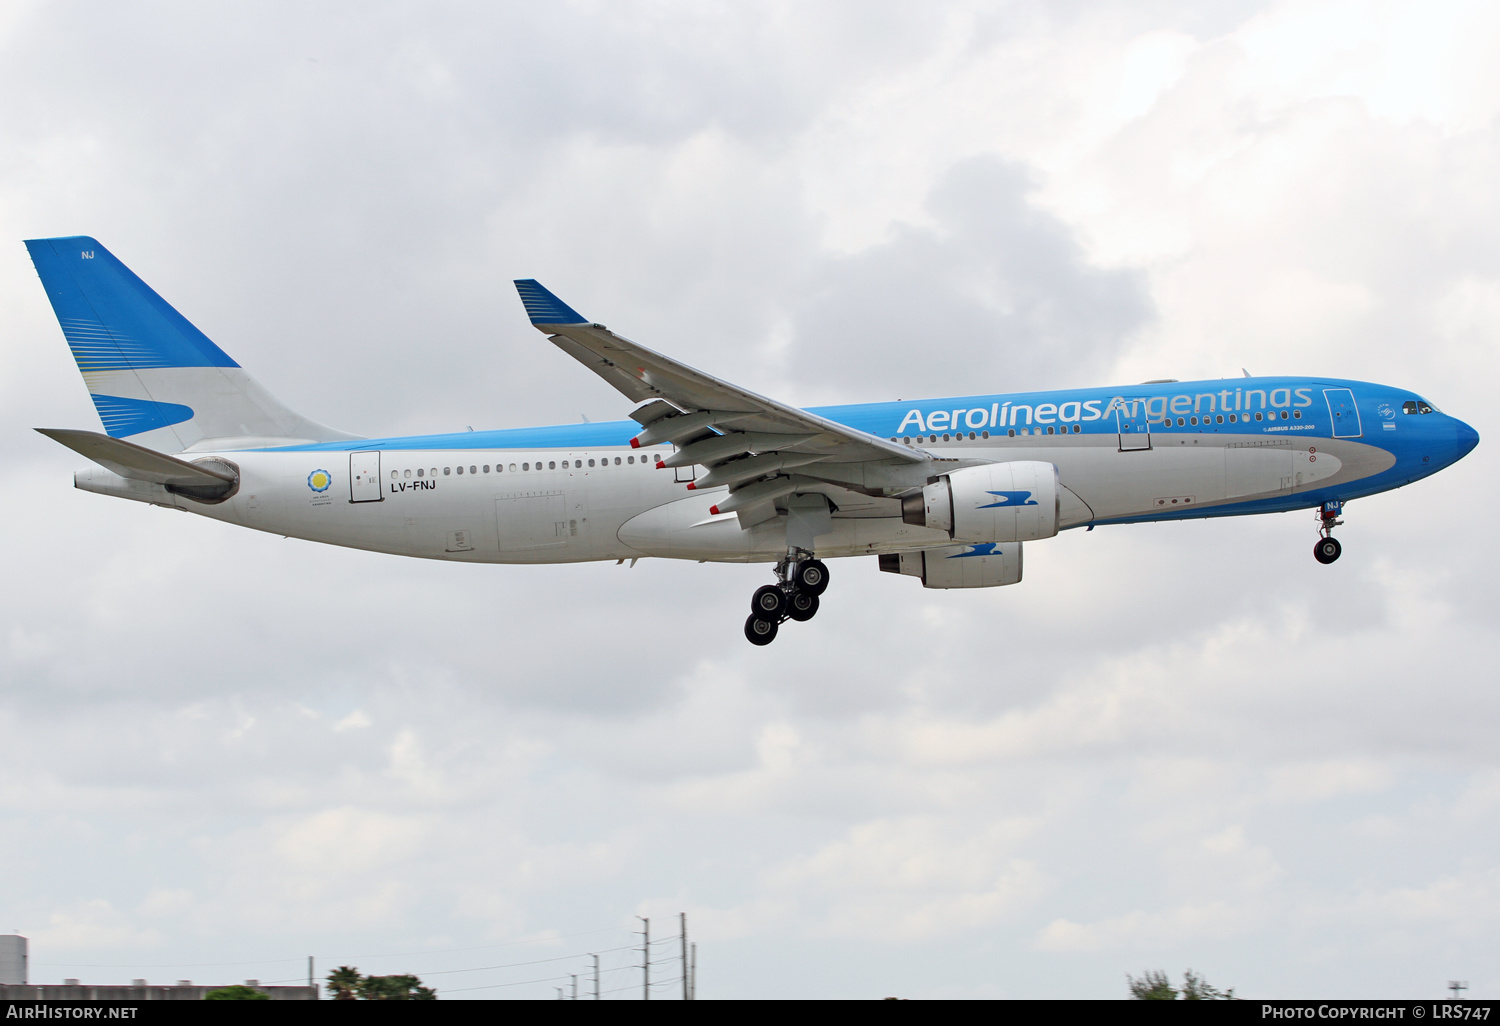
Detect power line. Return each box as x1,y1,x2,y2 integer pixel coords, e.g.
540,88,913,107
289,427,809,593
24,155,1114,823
33,957,306,969
32,925,634,972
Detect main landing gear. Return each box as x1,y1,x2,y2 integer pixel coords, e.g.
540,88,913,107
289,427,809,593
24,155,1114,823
744,553,829,646
1313,501,1344,564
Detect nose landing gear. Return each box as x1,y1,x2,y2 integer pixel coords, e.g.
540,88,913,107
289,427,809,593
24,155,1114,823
1313,501,1344,564
743,552,829,645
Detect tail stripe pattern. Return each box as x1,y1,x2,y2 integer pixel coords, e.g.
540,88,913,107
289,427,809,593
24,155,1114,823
90,394,195,436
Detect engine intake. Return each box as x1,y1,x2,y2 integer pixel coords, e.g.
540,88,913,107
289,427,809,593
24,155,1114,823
901,461,1060,542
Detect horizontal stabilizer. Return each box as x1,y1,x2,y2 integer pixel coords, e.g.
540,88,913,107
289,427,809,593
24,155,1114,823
37,428,235,489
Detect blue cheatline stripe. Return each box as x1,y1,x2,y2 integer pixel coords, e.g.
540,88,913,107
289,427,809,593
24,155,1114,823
263,420,642,452
25,236,239,372
89,394,195,438
513,279,587,325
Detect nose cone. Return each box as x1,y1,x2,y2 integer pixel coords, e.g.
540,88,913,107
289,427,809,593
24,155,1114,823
1453,419,1480,462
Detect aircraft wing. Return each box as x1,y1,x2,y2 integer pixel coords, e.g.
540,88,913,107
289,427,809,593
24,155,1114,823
514,280,935,515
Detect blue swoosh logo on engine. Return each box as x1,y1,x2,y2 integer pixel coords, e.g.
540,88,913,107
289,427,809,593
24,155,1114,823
977,490,1037,508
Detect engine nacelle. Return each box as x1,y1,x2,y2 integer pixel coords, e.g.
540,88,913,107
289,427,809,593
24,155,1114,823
901,461,1060,542
877,542,1023,589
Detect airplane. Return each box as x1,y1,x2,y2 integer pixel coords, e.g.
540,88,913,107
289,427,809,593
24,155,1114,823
26,236,1480,645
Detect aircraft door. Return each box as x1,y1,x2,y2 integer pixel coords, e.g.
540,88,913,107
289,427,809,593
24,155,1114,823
1116,398,1152,451
350,451,382,502
1324,388,1362,437
496,492,568,551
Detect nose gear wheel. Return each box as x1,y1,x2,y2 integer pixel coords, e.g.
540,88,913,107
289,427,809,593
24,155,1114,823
1313,501,1344,564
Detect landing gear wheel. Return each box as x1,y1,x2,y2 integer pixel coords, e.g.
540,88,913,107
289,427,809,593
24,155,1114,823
751,584,787,618
793,559,829,596
786,591,820,622
1314,537,1342,564
744,614,779,646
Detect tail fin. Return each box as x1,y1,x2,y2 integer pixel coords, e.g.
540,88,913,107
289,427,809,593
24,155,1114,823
25,236,357,452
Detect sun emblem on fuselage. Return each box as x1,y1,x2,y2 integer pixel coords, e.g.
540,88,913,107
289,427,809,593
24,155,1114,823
307,469,332,492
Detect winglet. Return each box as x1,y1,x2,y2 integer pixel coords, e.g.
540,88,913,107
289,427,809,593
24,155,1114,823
513,279,587,326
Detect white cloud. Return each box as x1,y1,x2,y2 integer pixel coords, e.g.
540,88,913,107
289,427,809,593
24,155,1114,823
1,0,1498,1000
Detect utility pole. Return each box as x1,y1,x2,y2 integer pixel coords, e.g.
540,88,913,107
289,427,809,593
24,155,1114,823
690,942,697,1001
680,912,689,1001
592,954,600,1000
638,916,650,1000
571,974,578,1001
1449,981,1469,999
308,956,314,992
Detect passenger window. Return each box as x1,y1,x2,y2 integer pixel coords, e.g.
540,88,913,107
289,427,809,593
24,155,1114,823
522,463,529,471
1255,412,1263,421
417,468,424,477
1215,415,1223,424
390,471,397,480
445,467,452,475
1280,411,1289,419
471,465,477,474
1176,418,1184,426
404,469,412,478
1292,410,1301,419
1072,424,1080,433
614,457,621,465
455,466,462,474
981,431,990,439
549,461,556,470
508,464,516,472
1190,417,1197,425
588,459,595,467
431,468,437,477
1007,429,1015,437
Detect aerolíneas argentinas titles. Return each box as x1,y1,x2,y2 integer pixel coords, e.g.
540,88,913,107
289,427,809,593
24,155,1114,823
27,237,1479,645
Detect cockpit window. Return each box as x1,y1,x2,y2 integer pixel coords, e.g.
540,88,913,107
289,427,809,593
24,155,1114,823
1402,401,1418,414
1418,401,1434,414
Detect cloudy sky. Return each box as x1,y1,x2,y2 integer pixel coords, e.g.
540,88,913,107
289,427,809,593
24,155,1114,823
2,0,1497,1000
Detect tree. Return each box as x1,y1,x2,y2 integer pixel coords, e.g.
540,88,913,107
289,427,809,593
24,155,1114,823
204,984,270,1000
326,966,437,1001
327,966,363,1001
1128,969,1234,1000
359,973,437,1000
1128,969,1177,1000
1182,969,1234,1000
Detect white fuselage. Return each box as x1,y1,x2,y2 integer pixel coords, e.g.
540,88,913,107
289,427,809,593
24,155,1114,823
77,426,1394,565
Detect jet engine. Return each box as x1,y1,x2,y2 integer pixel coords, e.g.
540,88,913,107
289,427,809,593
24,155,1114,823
901,461,1060,543
877,542,1023,589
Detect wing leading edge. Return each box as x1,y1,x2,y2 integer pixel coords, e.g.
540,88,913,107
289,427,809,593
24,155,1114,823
513,279,945,526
